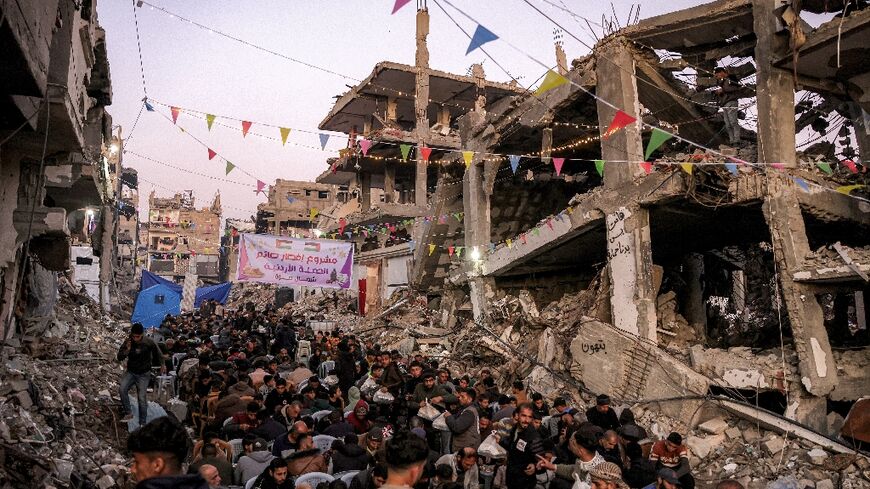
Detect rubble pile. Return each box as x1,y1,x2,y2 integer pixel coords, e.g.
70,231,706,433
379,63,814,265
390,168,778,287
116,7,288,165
227,281,361,326
0,281,132,489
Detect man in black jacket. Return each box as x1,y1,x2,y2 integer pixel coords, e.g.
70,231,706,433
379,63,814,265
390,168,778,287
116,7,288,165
498,403,545,489
117,323,164,425
586,394,621,432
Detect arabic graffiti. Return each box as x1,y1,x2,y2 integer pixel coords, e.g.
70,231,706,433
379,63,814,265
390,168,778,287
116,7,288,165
580,341,607,354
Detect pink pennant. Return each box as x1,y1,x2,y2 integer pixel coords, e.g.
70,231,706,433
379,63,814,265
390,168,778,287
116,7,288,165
359,138,372,156
392,0,412,14
420,146,433,162
520,233,527,245
842,159,858,174
640,162,652,174
603,110,636,139
207,148,217,160
241,121,252,138
448,246,455,257
553,157,565,176
255,180,266,195
170,106,181,124
770,163,785,170
339,218,347,235
546,219,553,230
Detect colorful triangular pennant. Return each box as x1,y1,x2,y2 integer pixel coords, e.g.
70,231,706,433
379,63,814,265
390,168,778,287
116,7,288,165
644,128,673,159
462,151,474,168
207,148,217,160
360,139,372,156
241,121,252,137
225,161,235,175
170,106,181,124
428,244,436,256
392,0,412,14
280,127,291,145
400,144,412,161
594,159,605,177
553,157,565,176
836,184,866,195
255,180,266,195
509,155,521,174
535,70,569,96
842,159,858,174
420,146,432,162
466,24,498,55
144,101,154,112
603,110,636,139
640,162,653,175
793,177,810,192
205,113,215,130
724,162,739,176
310,208,319,221
319,133,330,150
680,163,693,175
816,162,833,175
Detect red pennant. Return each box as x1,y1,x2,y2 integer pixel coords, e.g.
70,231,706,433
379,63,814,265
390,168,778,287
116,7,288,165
420,146,433,162
520,233,527,244
170,106,181,124
553,157,565,176
842,159,858,174
207,148,217,160
546,219,553,230
770,163,785,170
448,246,455,256
603,110,636,139
241,121,252,137
640,162,652,174
339,218,347,235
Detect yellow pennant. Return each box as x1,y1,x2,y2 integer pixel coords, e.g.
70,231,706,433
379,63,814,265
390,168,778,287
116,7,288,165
428,244,436,256
462,151,474,168
535,70,569,96
506,238,513,249
310,208,319,221
680,163,693,174
280,127,291,146
836,184,866,195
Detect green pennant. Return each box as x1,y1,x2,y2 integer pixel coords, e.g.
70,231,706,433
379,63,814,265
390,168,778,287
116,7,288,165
400,144,412,161
816,162,833,175
225,160,235,175
594,159,605,177
206,114,216,131
644,128,673,160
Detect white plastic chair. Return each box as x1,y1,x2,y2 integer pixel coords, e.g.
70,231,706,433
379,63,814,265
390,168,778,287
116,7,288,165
228,438,244,463
337,470,360,486
171,353,187,370
155,375,175,400
312,434,336,454
295,472,333,489
311,410,333,422
318,360,335,379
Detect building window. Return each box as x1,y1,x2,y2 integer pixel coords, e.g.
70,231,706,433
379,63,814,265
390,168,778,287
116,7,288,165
318,191,330,199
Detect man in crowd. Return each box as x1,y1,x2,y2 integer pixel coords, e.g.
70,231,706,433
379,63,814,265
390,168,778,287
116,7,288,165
235,437,275,486
498,403,545,489
197,465,224,489
586,395,620,432
128,417,208,489
649,433,693,489
436,447,480,489
250,458,293,489
117,323,165,425
445,388,481,452
381,431,430,489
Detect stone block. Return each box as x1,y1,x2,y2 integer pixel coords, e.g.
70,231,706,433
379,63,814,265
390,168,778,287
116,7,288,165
797,479,815,489
725,427,742,440
698,416,729,434
763,436,785,455
15,391,33,409
95,475,115,489
815,480,833,489
10,379,29,392
806,448,828,465
743,428,762,443
686,433,725,458
825,412,844,438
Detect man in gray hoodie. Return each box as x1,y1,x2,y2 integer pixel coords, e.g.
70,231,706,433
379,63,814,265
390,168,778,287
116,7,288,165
234,437,275,485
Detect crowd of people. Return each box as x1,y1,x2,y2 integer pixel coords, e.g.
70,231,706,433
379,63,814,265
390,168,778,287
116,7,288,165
117,300,741,489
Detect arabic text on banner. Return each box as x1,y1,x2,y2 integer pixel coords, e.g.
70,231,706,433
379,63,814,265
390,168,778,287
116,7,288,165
236,233,354,289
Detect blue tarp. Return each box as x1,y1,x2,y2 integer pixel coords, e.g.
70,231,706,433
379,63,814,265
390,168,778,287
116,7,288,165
131,271,232,328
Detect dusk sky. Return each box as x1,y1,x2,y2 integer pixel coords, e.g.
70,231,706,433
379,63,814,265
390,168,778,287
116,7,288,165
97,1,706,221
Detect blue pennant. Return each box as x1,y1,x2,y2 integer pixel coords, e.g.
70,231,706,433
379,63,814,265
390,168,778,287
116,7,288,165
509,155,521,174
144,101,154,112
793,177,810,193
319,133,330,150
286,196,296,204
466,24,499,55
724,162,739,176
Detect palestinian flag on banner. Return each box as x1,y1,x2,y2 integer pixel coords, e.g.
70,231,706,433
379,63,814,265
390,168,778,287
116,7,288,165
275,239,294,249
304,242,321,252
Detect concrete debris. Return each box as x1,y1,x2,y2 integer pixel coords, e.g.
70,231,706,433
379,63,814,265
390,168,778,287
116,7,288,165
807,448,829,465
0,285,132,488
698,417,730,435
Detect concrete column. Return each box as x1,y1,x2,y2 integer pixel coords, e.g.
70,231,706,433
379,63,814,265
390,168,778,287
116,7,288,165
99,205,114,312
753,0,797,168
386,98,398,123
360,172,372,211
754,0,837,398
595,38,645,188
682,253,707,342
763,179,836,396
414,8,430,209
732,270,746,317
595,38,656,341
384,163,396,204
180,259,197,313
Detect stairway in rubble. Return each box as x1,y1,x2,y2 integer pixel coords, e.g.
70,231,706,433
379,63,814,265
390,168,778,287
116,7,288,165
409,172,464,293
614,340,655,402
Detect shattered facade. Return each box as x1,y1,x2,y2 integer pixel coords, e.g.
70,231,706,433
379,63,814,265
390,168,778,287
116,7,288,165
144,191,223,281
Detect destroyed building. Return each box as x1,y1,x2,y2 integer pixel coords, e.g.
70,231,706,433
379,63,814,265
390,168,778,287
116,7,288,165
255,179,341,235
435,0,869,442
1,0,120,334
314,7,524,314
144,190,223,282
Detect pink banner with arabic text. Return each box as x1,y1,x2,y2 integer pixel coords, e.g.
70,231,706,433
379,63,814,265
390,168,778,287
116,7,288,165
236,233,353,289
